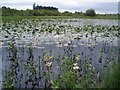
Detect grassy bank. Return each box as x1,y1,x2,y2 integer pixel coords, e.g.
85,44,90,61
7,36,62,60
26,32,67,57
2,15,118,22
102,63,120,88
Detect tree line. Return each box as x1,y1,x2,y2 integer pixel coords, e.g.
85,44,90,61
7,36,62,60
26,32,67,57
33,3,58,11
1,6,86,16
1,5,99,16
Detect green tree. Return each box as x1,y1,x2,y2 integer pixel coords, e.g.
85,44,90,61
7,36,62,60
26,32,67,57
62,11,73,16
33,3,36,10
85,9,96,16
74,11,84,16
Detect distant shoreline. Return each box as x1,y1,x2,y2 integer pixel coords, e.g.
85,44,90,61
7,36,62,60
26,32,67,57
2,15,118,22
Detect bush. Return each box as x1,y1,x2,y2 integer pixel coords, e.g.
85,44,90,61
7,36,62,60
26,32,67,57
85,9,96,16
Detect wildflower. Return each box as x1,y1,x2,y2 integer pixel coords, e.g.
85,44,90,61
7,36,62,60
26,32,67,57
73,63,79,70
73,63,78,66
45,62,52,67
73,66,79,70
76,55,80,61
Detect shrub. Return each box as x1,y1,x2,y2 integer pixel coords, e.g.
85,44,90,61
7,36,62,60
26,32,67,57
85,9,96,16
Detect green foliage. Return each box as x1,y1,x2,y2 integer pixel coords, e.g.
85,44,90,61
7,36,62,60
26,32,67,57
0,6,84,17
33,10,60,16
62,11,73,16
1,6,60,16
1,6,118,19
51,55,98,88
2,6,21,16
102,63,120,88
2,15,118,23
33,3,58,10
4,70,14,88
85,9,96,16
73,11,84,16
4,42,18,88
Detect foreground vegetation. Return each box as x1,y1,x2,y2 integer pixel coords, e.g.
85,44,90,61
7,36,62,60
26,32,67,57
103,63,120,88
5,43,120,88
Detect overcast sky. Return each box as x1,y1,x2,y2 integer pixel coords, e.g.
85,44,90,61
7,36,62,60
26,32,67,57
1,0,119,14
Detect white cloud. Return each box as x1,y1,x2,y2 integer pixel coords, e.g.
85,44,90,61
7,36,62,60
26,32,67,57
1,0,119,4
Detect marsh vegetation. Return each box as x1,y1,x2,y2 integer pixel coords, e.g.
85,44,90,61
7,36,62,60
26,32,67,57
0,18,119,88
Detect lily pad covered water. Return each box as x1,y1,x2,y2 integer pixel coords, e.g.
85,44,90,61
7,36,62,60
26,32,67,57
0,18,119,88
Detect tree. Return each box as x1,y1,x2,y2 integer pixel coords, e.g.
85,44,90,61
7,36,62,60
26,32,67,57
33,3,36,10
62,11,72,16
85,9,96,16
33,3,58,11
74,11,84,16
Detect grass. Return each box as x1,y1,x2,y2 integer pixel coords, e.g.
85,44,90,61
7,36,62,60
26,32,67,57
2,15,118,22
102,63,120,88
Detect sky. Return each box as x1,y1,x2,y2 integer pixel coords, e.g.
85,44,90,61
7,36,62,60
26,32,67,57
1,0,119,14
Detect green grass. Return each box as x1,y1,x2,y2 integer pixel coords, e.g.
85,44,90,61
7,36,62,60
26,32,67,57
2,16,36,22
102,63,120,88
2,15,118,22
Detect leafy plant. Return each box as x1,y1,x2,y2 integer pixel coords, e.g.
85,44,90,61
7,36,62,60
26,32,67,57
85,9,96,16
102,63,120,88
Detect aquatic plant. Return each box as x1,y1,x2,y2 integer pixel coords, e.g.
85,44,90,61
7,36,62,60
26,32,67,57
2,18,119,88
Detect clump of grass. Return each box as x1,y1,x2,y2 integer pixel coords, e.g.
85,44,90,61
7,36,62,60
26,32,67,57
102,63,120,88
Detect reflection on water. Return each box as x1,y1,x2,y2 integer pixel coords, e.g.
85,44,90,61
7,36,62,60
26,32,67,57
2,38,119,88
63,19,118,26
